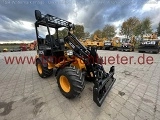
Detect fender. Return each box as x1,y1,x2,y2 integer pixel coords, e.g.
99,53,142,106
36,56,48,67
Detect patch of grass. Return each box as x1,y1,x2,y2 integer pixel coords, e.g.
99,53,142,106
0,44,20,51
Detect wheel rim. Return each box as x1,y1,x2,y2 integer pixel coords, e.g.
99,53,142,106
37,64,42,74
59,75,70,93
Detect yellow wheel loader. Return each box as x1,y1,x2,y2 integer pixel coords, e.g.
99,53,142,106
82,35,105,50
34,10,116,107
84,39,97,48
92,35,105,50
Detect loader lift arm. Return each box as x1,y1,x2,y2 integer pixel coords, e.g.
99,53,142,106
34,10,116,107
64,31,116,107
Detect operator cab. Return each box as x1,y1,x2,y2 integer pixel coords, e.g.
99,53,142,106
122,38,130,43
34,10,73,58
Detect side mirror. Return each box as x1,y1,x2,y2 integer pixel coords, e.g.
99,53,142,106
35,10,42,21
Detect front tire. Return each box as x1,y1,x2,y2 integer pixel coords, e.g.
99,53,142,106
56,66,85,99
36,59,53,78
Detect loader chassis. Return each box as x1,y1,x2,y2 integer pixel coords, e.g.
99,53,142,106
34,10,116,107
138,40,160,53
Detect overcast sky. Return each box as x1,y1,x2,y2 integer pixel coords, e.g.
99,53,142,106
0,0,160,42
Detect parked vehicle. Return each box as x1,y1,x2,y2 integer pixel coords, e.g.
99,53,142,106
34,10,116,107
138,33,160,54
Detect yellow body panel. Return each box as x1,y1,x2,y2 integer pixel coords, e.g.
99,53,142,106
71,57,86,70
111,37,121,47
3,48,8,52
96,41,104,48
143,33,158,40
54,60,69,68
48,62,55,69
80,35,107,48
86,41,97,47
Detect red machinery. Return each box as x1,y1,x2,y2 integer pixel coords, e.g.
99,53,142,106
20,43,27,51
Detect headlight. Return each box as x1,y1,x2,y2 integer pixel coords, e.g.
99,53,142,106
150,41,155,44
66,50,73,56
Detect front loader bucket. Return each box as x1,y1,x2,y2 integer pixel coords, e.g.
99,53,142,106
93,66,116,107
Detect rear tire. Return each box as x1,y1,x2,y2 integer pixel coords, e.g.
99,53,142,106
56,66,85,99
36,59,53,78
153,49,159,54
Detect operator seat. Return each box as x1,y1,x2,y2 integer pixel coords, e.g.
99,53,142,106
45,35,58,47
45,35,65,50
44,35,64,58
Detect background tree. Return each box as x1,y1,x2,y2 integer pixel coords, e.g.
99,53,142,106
89,30,102,40
134,17,152,39
120,21,128,37
53,24,86,39
73,24,85,39
84,31,90,38
120,17,140,38
157,22,160,36
58,28,68,38
90,33,94,39
102,24,116,40
141,17,152,35
53,28,67,38
134,23,143,36
93,29,103,38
